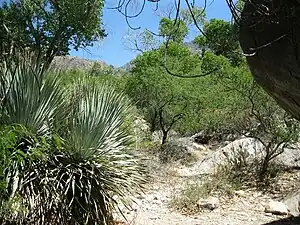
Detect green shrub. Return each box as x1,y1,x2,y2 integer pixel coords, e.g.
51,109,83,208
170,181,210,214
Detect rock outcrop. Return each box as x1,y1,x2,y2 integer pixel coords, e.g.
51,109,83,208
239,0,300,119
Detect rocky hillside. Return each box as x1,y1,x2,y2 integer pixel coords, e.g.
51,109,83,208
55,40,200,72
51,55,123,73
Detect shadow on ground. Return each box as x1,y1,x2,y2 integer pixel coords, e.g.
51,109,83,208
262,216,300,225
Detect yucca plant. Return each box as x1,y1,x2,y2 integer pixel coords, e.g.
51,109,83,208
0,59,65,135
0,58,145,224
0,58,66,224
52,80,146,224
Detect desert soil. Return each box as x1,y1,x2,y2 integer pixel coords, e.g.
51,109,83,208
115,152,300,225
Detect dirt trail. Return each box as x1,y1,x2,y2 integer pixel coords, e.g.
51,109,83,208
116,162,299,225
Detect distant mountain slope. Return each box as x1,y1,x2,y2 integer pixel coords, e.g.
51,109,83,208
58,41,200,73
120,41,201,70
51,56,111,71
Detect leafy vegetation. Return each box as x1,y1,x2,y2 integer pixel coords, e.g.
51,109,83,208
0,0,299,223
125,42,202,143
0,56,145,224
0,0,105,70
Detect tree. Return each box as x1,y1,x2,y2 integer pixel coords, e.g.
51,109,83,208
194,19,242,65
0,0,105,70
125,42,202,144
180,7,206,27
124,29,161,53
159,17,188,43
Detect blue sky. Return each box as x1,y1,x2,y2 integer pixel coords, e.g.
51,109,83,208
70,0,232,67
0,0,231,67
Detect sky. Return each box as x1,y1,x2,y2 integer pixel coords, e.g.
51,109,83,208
0,0,232,67
70,0,232,67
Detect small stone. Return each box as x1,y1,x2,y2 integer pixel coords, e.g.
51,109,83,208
264,200,289,215
150,216,158,220
265,212,273,217
197,196,219,210
234,190,246,197
284,191,300,216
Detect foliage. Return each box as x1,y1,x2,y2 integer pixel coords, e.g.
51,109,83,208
0,61,64,135
220,143,286,188
180,7,206,27
170,181,211,214
194,19,242,65
0,0,105,68
154,141,197,164
159,17,188,43
0,58,145,224
0,124,56,224
59,69,127,94
170,171,237,214
125,42,202,143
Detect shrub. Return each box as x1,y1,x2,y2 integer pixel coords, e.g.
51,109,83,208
222,144,286,188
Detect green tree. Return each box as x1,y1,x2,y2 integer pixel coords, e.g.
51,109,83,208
194,19,241,65
159,17,188,43
126,42,202,143
0,0,105,70
180,7,206,27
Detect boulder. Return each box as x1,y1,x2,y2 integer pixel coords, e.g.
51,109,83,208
196,138,264,174
133,117,150,135
152,130,206,153
283,191,300,216
234,190,246,197
188,137,300,175
151,130,179,144
276,142,300,169
192,131,212,144
239,1,300,120
265,200,289,215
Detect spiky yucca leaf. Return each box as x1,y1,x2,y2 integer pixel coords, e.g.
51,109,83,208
0,66,145,224
56,81,146,223
0,63,64,135
66,81,132,159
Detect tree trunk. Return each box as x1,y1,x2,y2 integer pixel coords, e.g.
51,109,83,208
150,110,157,133
162,130,168,145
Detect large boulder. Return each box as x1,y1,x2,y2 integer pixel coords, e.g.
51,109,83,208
181,137,300,176
196,138,264,174
239,1,300,119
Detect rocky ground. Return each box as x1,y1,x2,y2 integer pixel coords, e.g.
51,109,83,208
115,137,300,225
